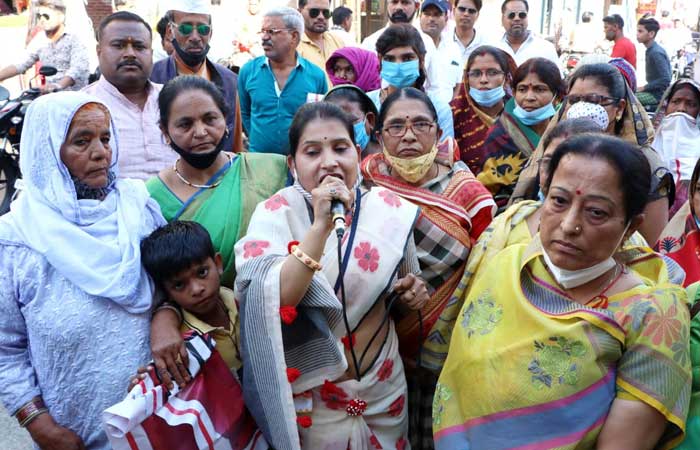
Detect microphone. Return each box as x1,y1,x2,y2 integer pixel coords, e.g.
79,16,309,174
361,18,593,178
331,200,347,238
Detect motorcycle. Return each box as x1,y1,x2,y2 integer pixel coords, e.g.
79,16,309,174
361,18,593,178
0,65,57,215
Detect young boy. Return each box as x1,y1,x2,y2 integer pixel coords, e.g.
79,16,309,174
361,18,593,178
140,221,241,373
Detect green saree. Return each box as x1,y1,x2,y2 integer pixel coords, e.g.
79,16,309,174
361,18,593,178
146,153,289,287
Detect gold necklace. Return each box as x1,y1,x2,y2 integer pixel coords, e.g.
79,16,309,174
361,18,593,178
173,154,232,189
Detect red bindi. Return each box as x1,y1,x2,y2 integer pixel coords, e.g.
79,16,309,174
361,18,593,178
576,189,582,195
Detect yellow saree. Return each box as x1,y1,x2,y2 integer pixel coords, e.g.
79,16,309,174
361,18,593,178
433,240,691,450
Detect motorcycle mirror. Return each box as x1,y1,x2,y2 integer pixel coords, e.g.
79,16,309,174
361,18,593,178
0,86,8,102
39,66,58,77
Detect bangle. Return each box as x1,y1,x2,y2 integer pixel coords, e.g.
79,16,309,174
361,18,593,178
155,301,183,321
15,398,48,427
289,244,323,271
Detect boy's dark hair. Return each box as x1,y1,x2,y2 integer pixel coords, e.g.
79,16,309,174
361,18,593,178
638,17,660,36
141,221,216,287
332,6,352,26
454,0,482,10
156,15,169,42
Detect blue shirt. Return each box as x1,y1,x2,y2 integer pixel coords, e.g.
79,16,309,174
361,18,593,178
239,54,328,154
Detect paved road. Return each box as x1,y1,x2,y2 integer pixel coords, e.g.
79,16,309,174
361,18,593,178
0,16,39,450
0,405,32,449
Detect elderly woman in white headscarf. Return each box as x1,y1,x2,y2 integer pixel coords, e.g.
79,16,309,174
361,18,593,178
0,92,164,449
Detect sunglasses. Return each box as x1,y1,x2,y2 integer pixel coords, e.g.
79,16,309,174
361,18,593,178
258,28,292,36
36,13,51,21
506,11,527,20
456,6,478,14
308,8,331,18
172,22,211,36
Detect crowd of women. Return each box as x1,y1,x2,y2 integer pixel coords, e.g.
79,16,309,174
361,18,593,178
2,17,700,450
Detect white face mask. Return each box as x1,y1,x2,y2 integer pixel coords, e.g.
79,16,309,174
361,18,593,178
652,112,700,183
541,224,629,289
541,249,616,289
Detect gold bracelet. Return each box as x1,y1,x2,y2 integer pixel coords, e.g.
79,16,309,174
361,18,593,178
290,245,323,271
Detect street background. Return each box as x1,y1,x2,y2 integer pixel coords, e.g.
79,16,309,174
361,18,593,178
0,0,699,448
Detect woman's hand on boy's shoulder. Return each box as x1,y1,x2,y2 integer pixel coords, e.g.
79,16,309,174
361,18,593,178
151,308,191,390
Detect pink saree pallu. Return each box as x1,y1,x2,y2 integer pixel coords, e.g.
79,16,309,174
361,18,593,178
102,333,266,450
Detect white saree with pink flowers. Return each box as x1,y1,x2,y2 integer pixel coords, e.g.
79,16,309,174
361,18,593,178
234,184,419,450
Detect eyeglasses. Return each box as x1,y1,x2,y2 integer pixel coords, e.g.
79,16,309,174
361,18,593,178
257,28,292,36
36,13,51,21
506,11,527,20
567,94,619,106
537,156,552,169
383,120,435,137
172,22,211,36
308,8,331,18
467,69,505,79
456,6,478,14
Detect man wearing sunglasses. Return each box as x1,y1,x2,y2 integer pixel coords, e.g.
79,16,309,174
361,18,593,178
495,0,561,73
151,0,242,152
298,0,345,73
452,0,489,67
0,0,89,92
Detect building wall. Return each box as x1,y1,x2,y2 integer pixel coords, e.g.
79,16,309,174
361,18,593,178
85,0,114,34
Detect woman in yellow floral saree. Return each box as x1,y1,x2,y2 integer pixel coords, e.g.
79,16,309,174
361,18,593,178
434,135,691,450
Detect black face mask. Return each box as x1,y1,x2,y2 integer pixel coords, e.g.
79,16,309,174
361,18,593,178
171,38,210,67
169,133,227,169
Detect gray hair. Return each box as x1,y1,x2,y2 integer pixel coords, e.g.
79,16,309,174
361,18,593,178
264,7,304,35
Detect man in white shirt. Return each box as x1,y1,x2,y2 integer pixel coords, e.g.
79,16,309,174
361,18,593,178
420,0,462,102
495,0,562,72
452,0,489,66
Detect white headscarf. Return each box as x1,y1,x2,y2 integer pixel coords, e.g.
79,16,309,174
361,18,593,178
0,92,165,313
652,111,700,183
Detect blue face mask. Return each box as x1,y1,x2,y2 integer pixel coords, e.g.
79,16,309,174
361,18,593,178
380,60,420,88
353,119,370,151
469,86,505,107
513,102,556,126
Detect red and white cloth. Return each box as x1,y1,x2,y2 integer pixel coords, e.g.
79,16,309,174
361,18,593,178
102,333,266,450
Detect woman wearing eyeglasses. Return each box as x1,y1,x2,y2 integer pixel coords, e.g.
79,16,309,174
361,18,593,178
361,87,495,448
513,62,673,245
451,45,517,174
479,57,564,210
367,24,454,139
